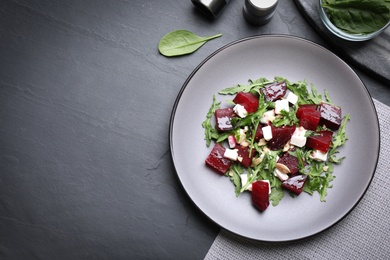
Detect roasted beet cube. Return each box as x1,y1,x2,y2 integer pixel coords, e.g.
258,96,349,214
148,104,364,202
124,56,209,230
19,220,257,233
281,175,307,195
306,130,333,152
205,143,231,175
252,181,270,212
277,152,301,175
261,82,287,102
235,145,257,168
299,109,321,131
233,92,259,113
319,103,342,130
296,104,318,119
215,108,235,132
268,125,296,151
254,124,264,142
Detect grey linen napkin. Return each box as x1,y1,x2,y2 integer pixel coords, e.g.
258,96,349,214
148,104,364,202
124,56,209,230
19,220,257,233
205,99,390,259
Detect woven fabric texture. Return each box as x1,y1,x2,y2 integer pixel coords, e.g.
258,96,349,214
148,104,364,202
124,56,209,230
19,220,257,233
205,99,389,260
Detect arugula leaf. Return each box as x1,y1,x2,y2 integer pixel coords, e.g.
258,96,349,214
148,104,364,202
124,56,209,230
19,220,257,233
158,30,222,57
324,90,333,104
229,164,244,196
247,96,269,156
270,186,285,206
307,85,323,104
328,113,350,163
201,95,220,147
319,164,336,202
272,107,299,127
285,79,311,105
218,78,273,95
240,167,259,193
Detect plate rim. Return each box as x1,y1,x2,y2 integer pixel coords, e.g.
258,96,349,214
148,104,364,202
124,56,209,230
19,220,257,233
169,34,380,242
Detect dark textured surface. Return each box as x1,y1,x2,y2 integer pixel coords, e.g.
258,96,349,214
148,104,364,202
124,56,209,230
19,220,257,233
295,0,390,84
0,0,389,259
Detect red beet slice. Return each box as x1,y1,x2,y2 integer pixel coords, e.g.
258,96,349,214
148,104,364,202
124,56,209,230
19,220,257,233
205,143,231,175
296,104,318,119
299,109,321,131
253,124,264,142
319,103,342,130
281,175,307,195
306,130,333,152
252,181,270,212
261,82,287,102
277,152,301,175
235,145,257,168
215,108,235,132
233,92,259,113
268,125,296,150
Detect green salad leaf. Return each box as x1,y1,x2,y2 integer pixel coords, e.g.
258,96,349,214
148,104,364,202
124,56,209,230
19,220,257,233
218,78,273,95
328,114,351,164
322,0,390,34
201,95,220,147
158,30,222,57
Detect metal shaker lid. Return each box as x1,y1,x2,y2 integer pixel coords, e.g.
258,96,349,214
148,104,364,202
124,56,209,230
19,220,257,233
192,0,230,18
245,0,278,17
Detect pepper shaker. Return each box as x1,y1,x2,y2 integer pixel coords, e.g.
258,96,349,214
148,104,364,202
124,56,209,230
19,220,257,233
243,0,279,25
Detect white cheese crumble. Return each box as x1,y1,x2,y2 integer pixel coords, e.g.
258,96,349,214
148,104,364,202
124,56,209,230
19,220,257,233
233,104,248,118
224,148,238,161
310,150,328,162
285,90,298,105
260,110,276,124
262,125,273,141
290,126,307,147
240,173,252,191
275,99,289,114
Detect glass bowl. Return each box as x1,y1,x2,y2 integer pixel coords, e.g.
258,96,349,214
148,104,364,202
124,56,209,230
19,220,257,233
319,0,390,41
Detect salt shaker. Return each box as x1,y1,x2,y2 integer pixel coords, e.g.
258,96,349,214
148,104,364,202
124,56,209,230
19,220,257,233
243,0,279,25
192,0,231,18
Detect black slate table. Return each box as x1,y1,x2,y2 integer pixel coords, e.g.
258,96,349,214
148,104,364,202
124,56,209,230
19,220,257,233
1,1,389,259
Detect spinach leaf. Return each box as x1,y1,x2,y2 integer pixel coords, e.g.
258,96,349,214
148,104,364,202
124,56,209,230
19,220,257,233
158,30,222,57
322,0,390,34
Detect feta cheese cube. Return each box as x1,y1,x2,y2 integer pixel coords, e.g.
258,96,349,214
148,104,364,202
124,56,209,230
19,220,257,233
310,150,328,162
262,125,273,141
274,168,289,181
224,148,238,161
240,173,252,191
260,109,276,124
285,91,298,105
290,126,307,147
275,99,289,114
233,104,248,118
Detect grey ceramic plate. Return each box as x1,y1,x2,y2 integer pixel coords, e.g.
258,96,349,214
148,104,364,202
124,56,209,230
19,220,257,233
170,35,379,242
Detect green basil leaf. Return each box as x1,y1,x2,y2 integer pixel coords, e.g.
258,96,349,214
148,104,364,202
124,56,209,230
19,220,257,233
322,0,390,34
158,30,222,57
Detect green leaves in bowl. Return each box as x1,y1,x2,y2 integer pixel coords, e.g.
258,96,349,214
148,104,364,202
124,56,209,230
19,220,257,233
158,30,222,57
321,0,390,34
